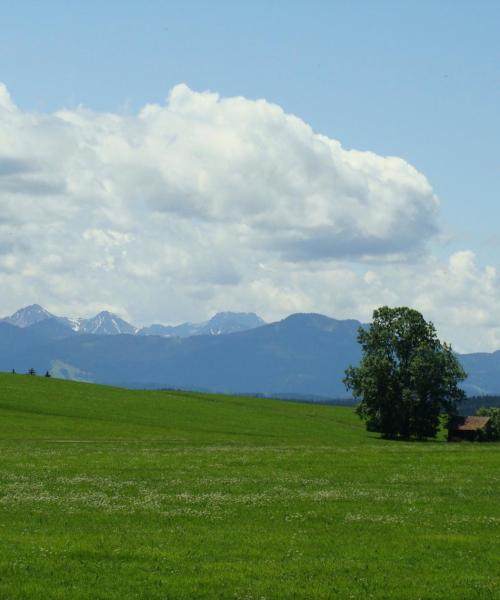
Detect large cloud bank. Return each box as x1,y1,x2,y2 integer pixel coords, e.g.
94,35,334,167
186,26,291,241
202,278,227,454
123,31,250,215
0,83,497,351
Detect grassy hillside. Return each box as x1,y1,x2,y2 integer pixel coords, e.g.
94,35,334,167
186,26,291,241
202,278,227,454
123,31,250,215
0,373,499,599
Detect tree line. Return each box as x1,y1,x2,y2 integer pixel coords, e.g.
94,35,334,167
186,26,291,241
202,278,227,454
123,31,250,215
11,368,51,377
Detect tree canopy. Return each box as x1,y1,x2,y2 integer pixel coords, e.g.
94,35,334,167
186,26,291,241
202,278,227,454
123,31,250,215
475,407,500,441
344,306,467,439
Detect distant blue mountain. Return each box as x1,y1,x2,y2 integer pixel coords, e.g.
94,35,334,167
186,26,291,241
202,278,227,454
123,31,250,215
458,352,500,396
0,308,499,397
25,317,77,341
137,311,265,338
0,312,359,395
0,321,47,361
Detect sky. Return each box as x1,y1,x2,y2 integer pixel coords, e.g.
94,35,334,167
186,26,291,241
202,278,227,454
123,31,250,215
0,0,499,351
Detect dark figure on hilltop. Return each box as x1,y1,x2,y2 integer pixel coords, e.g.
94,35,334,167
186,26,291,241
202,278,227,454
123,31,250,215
344,306,467,440
45,371,51,378
27,368,36,376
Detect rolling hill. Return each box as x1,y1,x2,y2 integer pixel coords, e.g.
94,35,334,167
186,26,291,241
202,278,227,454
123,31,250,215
0,374,499,599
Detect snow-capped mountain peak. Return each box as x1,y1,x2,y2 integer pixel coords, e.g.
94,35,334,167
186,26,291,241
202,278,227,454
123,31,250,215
76,311,138,335
2,304,56,328
1,306,264,338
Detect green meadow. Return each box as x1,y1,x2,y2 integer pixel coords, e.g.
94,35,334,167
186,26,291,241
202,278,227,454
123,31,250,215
0,373,499,599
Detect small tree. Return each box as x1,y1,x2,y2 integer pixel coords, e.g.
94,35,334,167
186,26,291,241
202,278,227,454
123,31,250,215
475,407,500,441
344,306,467,439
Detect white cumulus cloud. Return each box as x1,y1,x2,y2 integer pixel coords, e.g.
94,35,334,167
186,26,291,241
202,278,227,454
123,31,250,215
1,83,497,352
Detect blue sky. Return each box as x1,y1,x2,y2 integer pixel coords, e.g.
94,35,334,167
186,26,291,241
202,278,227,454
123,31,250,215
1,0,498,250
0,1,499,350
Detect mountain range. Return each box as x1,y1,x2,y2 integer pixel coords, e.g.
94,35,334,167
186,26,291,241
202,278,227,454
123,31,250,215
1,305,265,337
1,304,500,397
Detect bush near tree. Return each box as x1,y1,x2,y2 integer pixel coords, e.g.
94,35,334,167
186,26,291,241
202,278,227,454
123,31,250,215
344,306,467,440
475,407,500,441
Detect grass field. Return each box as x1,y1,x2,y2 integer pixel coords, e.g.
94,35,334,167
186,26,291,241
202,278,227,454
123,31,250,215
0,373,499,599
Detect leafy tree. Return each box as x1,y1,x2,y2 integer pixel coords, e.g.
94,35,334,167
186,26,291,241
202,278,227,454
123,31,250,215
344,306,466,439
475,407,500,441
